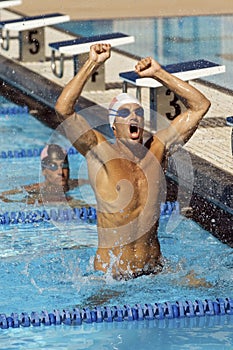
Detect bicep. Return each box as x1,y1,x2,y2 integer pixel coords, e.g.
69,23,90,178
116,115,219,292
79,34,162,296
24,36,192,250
58,112,107,156
170,109,204,144
156,109,204,149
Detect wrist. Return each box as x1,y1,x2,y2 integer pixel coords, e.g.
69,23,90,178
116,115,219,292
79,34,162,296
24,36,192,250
85,58,101,73
152,66,164,79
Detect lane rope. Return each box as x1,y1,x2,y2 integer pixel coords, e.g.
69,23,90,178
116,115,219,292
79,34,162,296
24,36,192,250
0,297,232,328
0,202,180,225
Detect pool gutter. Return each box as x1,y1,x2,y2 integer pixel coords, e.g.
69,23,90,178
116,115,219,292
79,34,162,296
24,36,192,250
166,151,232,247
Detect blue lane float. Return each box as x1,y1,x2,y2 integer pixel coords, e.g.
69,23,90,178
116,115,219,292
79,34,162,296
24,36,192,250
0,207,97,225
0,202,179,226
0,297,232,329
0,146,78,159
0,105,29,115
0,148,44,159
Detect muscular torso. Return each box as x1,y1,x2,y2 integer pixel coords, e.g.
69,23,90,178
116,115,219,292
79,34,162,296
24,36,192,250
86,140,167,279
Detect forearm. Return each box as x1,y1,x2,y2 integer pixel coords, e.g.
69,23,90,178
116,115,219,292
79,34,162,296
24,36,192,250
153,68,210,112
0,188,24,203
55,59,100,117
151,67,211,148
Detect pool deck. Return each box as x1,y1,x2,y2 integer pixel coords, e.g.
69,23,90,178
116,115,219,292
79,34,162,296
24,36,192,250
11,0,233,20
0,8,232,244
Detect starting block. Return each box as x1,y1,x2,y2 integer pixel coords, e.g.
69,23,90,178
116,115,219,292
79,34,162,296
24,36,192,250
119,59,225,130
49,32,135,90
0,12,70,61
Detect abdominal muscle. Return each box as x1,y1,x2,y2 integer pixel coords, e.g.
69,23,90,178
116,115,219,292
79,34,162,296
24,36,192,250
88,152,165,279
94,221,162,280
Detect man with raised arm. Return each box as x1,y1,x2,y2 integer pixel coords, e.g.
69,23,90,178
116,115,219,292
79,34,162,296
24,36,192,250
55,43,210,280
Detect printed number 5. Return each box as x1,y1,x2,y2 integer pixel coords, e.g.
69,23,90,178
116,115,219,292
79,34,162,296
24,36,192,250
28,30,40,55
165,89,182,120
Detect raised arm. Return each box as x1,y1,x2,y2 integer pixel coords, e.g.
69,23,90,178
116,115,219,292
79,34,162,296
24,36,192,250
55,43,111,156
135,57,211,149
56,43,111,116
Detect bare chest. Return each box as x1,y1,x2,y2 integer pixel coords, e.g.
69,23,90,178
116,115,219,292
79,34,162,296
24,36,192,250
90,157,162,208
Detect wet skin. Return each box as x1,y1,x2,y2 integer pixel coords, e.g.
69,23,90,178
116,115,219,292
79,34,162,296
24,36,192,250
86,104,166,279
55,43,210,280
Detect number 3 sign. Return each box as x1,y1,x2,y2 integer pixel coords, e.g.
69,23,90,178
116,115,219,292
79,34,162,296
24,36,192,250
156,86,185,121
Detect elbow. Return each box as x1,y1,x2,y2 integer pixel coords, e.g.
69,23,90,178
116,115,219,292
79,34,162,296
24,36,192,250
204,98,211,114
193,97,211,118
55,99,72,120
55,99,65,116
201,97,211,116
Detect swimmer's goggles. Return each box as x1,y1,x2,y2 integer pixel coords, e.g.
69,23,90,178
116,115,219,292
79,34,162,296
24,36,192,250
109,107,144,118
41,161,69,172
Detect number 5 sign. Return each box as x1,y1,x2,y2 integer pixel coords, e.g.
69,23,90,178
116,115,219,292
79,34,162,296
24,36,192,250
19,28,45,62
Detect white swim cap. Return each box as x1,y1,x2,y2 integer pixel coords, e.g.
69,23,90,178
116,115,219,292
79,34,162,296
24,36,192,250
108,93,142,128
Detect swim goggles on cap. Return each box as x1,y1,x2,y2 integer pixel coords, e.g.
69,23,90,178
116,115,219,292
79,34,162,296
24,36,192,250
42,161,69,172
109,107,144,118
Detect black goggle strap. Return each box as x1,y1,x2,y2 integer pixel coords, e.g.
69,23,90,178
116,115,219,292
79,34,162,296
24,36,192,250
109,108,117,116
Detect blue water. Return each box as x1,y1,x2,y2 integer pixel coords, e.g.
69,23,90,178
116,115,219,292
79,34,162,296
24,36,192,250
0,215,233,315
0,97,58,152
57,15,233,91
0,211,233,349
0,78,233,347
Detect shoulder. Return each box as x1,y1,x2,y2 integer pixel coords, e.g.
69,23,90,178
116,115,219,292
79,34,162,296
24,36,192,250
68,179,90,190
86,136,116,162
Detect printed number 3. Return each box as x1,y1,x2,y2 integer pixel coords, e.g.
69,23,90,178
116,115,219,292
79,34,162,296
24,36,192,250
165,89,181,120
28,30,40,55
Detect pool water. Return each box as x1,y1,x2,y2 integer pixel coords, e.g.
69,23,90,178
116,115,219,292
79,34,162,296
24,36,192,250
0,99,51,152
0,213,232,314
58,15,233,91
0,212,233,349
0,82,233,347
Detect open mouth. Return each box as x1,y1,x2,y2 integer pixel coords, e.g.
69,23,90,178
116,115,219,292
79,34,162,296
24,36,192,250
129,123,140,139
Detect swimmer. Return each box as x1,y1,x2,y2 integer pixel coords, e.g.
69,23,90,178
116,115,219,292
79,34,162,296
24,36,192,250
55,43,210,280
0,144,89,206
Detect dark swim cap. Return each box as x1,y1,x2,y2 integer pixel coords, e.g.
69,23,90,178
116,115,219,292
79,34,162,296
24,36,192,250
40,144,69,169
